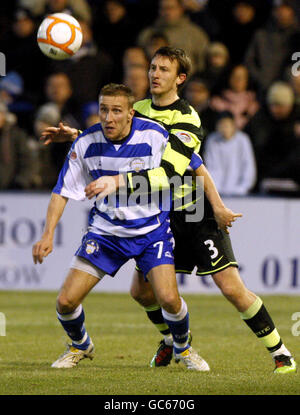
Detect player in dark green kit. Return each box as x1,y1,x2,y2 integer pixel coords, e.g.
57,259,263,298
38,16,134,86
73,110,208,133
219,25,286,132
41,47,296,374
127,48,296,374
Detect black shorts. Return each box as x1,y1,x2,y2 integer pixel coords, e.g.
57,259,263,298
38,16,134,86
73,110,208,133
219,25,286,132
170,210,238,276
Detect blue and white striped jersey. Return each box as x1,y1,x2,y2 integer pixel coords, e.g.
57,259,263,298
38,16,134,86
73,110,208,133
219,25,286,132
53,117,171,238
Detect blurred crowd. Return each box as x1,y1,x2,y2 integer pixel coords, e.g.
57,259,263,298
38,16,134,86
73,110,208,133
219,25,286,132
0,0,300,196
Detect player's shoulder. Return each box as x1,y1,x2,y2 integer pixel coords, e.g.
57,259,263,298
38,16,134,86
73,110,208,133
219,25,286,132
133,98,152,113
169,100,203,148
172,99,201,126
133,116,169,138
172,98,193,115
73,123,102,147
76,123,102,141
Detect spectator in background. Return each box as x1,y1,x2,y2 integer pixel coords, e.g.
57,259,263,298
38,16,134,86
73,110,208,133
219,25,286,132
181,0,221,40
210,64,260,130
285,69,300,110
0,1,15,42
0,71,34,134
244,0,300,93
122,46,149,69
144,31,169,61
0,71,23,108
183,76,216,139
93,0,137,82
44,72,79,171
0,102,38,189
44,72,81,129
123,66,149,102
31,103,62,189
245,81,299,188
260,119,300,192
137,0,210,74
204,111,257,196
49,19,113,105
282,119,300,186
19,0,92,24
45,0,91,22
198,42,230,94
220,0,269,65
1,8,48,104
122,46,149,72
81,101,100,129
227,1,257,59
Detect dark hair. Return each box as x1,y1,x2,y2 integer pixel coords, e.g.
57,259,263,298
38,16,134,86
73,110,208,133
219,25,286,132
148,31,169,44
186,76,210,90
217,110,234,121
152,46,192,78
277,0,297,12
99,83,135,108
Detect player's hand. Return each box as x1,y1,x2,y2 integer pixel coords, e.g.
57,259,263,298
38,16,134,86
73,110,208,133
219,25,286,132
40,122,78,145
85,175,126,200
213,206,243,234
32,236,53,264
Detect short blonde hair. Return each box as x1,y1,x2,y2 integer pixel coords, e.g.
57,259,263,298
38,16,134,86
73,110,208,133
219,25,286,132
267,81,295,106
99,83,135,108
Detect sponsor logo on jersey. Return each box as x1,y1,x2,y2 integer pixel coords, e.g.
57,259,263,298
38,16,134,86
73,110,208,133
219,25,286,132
85,240,99,255
130,157,145,172
175,131,192,143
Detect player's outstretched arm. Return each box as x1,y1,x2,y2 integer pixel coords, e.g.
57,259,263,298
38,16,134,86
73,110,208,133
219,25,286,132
85,132,196,200
40,122,79,145
84,148,242,234
194,164,242,233
32,193,68,264
85,175,126,200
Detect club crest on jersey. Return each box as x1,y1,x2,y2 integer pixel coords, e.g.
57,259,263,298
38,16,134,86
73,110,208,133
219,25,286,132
175,131,192,143
130,158,145,172
69,150,77,160
85,240,99,255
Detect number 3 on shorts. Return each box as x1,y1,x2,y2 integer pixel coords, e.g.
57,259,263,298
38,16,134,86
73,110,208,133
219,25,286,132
204,239,218,259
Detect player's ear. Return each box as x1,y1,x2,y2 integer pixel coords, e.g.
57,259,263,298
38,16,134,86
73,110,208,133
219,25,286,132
177,73,186,87
128,108,135,120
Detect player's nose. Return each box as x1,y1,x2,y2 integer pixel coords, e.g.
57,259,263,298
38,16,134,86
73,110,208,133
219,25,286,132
105,110,113,121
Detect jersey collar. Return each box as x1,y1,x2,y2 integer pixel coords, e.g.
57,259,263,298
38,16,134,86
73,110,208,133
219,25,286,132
151,98,181,111
101,117,136,146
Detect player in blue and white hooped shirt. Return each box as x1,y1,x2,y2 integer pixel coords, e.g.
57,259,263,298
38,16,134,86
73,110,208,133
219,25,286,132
53,111,175,277
32,83,208,371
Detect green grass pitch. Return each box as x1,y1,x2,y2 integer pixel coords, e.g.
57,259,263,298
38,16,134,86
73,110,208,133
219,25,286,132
0,291,299,395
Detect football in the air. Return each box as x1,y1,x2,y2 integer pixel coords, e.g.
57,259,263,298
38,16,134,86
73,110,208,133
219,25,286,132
37,13,82,60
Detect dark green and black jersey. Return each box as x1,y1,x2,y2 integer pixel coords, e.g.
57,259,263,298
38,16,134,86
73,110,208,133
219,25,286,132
130,99,237,274
133,98,204,152
127,98,204,210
